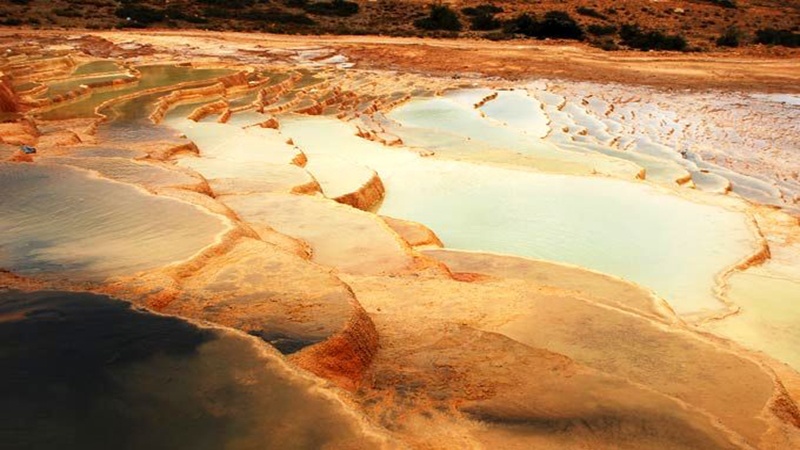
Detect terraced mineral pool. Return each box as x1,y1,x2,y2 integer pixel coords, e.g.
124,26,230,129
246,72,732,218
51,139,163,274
37,64,233,120
386,96,642,178
703,268,800,371
281,115,758,314
476,90,550,138
71,60,124,76
42,73,134,98
0,163,228,281
0,290,381,450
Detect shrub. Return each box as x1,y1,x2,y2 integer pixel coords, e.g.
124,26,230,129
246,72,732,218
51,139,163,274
202,6,231,19
716,26,743,47
243,9,316,24
577,6,606,20
114,5,165,24
304,0,359,17
592,36,619,51
619,24,688,51
484,30,513,41
539,11,584,40
461,4,503,16
470,13,501,31
503,13,538,36
197,0,255,8
504,11,584,40
587,24,617,36
463,4,503,31
414,4,462,31
755,28,800,47
53,8,83,18
709,0,736,8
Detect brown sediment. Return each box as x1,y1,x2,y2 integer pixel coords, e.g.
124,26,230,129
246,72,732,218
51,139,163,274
290,177,323,195
152,84,225,123
333,170,385,212
258,116,280,129
184,97,228,122
0,74,22,113
142,140,200,161
381,216,444,248
2,55,75,82
291,150,308,167
473,92,498,109
290,299,380,391
0,118,39,146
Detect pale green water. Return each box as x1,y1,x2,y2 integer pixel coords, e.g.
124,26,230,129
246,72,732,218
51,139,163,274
38,65,232,120
72,60,123,76
0,163,227,281
476,90,550,138
281,115,756,315
43,73,134,97
704,268,800,371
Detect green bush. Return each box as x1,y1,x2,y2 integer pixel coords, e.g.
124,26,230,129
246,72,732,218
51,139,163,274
755,28,800,47
620,24,688,51
414,4,462,31
716,26,743,47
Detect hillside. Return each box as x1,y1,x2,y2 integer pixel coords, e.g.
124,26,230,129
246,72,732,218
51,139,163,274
1,0,798,52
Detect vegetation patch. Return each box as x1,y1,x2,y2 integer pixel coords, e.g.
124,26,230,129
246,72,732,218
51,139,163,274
619,24,688,51
755,28,800,47
303,0,359,17
716,26,743,47
577,7,606,20
414,4,462,31
462,4,503,31
505,11,584,40
587,24,617,36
